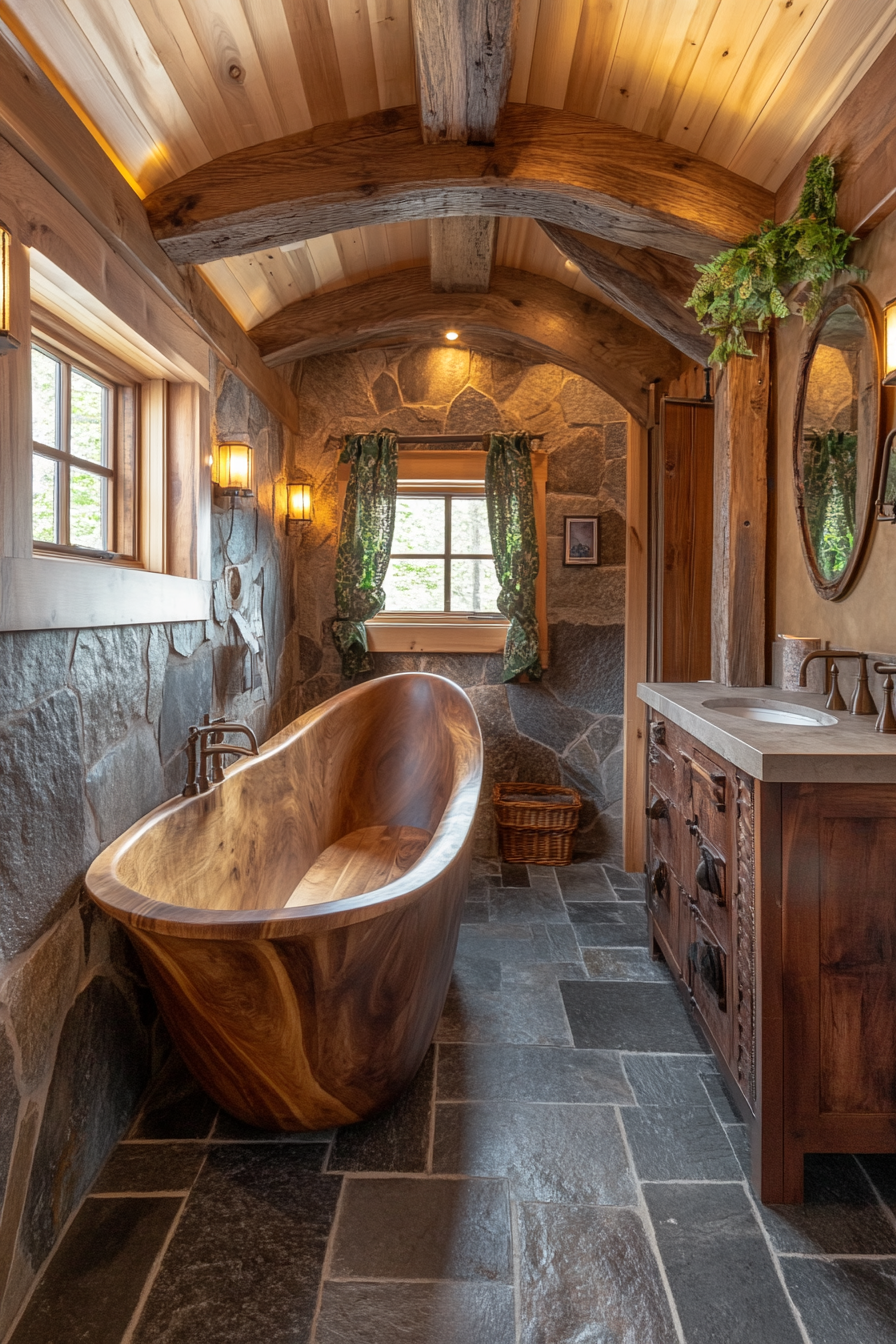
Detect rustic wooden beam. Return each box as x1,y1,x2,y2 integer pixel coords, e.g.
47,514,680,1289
413,0,519,144
144,105,774,267
712,332,770,687
776,32,896,237
0,236,32,560
538,221,712,365
429,216,496,292
0,19,300,432
250,265,681,424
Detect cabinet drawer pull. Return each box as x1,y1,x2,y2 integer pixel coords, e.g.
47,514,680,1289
688,940,726,1008
650,860,668,897
696,846,724,904
646,795,669,821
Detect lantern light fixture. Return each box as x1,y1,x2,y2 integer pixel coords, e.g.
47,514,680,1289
0,223,20,356
884,297,896,387
215,439,253,498
286,481,313,533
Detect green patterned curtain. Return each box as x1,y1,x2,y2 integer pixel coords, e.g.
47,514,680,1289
485,431,542,682
331,429,398,677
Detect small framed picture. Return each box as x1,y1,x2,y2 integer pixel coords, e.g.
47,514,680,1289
563,516,598,566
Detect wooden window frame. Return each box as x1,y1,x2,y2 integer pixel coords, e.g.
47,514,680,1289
336,450,548,662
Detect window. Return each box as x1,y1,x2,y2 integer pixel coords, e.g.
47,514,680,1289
30,337,137,558
383,494,502,614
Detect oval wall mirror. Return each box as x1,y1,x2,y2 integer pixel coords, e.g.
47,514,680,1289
793,285,883,600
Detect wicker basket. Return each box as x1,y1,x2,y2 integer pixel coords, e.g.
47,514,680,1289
493,782,582,866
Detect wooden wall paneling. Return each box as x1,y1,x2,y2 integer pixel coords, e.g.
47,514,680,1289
327,0,381,119
177,0,285,145
538,221,712,362
711,332,769,687
597,0,702,136
649,0,726,143
167,381,211,581
0,21,300,432
141,379,167,575
775,29,896,233
143,105,774,267
0,236,32,560
280,0,349,125
115,383,138,560
367,0,416,109
251,265,682,423
623,413,650,873
524,0,583,110
507,0,539,102
239,0,315,135
734,3,896,192
563,0,627,119
660,398,713,682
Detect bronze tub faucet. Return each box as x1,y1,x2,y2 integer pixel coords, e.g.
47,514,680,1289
183,717,260,795
797,650,877,715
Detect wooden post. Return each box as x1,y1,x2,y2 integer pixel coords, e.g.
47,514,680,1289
0,234,31,558
712,332,770,687
623,409,651,872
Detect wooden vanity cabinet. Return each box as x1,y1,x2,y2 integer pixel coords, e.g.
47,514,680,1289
646,711,896,1203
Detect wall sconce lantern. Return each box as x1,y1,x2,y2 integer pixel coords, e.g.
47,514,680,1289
215,440,253,498
883,297,896,386
286,481,313,533
0,223,20,355
878,298,896,520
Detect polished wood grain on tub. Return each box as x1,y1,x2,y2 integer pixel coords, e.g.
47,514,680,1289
85,674,483,1129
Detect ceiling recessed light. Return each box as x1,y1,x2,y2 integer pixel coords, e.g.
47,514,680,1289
564,259,579,272
445,330,459,341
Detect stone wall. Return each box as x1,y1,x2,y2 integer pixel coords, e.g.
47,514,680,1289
284,346,628,860
0,360,302,1332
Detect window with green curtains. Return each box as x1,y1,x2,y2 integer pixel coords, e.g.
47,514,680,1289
484,431,543,682
331,429,399,677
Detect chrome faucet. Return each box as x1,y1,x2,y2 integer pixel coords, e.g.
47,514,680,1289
182,716,259,795
798,650,877,715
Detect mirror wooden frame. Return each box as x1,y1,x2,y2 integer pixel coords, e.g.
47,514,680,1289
792,283,883,601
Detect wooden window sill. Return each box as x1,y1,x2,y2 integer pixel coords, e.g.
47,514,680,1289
0,554,210,632
366,616,510,655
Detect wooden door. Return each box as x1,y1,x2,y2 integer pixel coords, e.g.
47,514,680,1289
654,399,713,681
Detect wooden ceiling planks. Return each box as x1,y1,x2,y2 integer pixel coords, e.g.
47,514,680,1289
367,0,416,108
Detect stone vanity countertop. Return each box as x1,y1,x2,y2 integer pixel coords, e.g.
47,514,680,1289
637,681,896,783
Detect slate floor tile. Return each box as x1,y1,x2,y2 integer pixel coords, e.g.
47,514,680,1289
700,1071,742,1124
501,961,587,987
450,955,501,991
584,947,673,981
644,1182,804,1344
538,922,583,962
93,1143,206,1193
131,1147,340,1344
212,1112,335,1143
621,1054,718,1105
566,902,648,947
726,1124,752,1178
10,1197,181,1344
500,862,530,887
781,1256,896,1344
432,1101,637,1205
314,1282,516,1344
328,1047,434,1172
460,900,489,924
436,1044,634,1105
622,1104,743,1181
557,862,617,901
128,1052,218,1140
560,981,710,1053
604,864,645,893
517,1202,678,1344
466,875,500,900
455,924,549,965
759,1154,896,1255
526,865,561,892
329,1177,511,1282
435,979,573,1046
488,887,569,923
857,1153,896,1213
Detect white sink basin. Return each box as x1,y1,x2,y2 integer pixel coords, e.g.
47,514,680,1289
703,698,838,727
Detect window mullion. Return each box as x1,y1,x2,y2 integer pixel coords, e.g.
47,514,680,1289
59,359,71,546
444,495,451,613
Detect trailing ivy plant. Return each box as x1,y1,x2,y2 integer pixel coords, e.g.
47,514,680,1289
686,155,866,365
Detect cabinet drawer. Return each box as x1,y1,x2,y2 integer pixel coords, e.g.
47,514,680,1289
647,789,686,882
683,898,732,1063
648,849,679,970
681,744,730,854
687,837,730,952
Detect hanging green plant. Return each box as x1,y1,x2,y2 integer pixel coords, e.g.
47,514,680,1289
685,155,867,366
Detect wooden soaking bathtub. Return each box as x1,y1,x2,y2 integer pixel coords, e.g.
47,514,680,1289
86,674,482,1131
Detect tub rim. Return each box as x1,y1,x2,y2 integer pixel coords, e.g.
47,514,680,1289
85,673,483,940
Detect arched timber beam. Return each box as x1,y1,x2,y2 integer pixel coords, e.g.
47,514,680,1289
250,266,683,424
145,105,773,267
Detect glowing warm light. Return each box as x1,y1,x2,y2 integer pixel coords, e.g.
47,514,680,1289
286,481,313,532
216,441,253,497
564,259,579,272
0,223,19,355
445,330,459,341
884,298,896,386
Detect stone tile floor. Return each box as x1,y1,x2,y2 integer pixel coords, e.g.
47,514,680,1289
8,859,896,1343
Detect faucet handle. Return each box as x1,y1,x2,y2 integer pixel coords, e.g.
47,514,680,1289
874,665,896,734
